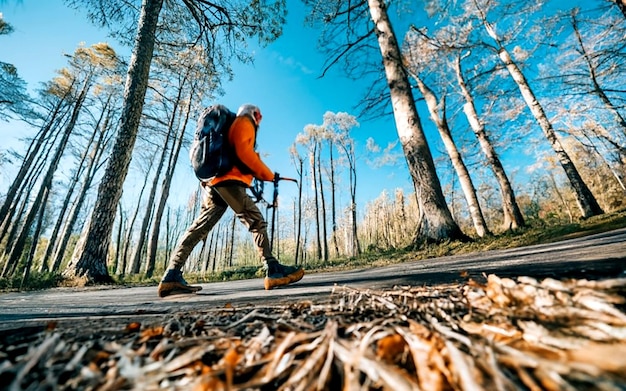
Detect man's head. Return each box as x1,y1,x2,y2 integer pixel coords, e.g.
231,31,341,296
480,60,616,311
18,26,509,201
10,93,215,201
237,104,262,125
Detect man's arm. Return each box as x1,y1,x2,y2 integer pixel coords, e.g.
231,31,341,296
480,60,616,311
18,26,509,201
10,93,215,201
229,116,275,181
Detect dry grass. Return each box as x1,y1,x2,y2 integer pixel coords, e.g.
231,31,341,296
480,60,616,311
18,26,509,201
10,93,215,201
2,274,625,390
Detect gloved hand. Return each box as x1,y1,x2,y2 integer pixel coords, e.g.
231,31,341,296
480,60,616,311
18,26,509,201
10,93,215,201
273,172,280,184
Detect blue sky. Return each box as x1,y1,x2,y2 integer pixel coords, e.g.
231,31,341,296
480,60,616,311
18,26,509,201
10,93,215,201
0,0,412,209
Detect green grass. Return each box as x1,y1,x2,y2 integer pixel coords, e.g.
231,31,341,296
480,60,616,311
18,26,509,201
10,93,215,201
3,209,625,292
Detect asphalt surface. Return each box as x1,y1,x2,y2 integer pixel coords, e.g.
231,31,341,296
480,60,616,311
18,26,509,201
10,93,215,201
1,227,625,329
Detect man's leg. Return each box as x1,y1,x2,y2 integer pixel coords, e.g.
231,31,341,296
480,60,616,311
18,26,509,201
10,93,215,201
158,186,227,297
214,184,304,290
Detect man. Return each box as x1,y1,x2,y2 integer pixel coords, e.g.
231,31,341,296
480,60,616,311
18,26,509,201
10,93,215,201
157,104,304,297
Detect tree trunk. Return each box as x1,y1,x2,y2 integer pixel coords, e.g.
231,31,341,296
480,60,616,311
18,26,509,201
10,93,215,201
454,55,525,230
0,88,71,235
112,204,124,274
2,76,90,277
145,87,192,277
310,144,323,260
1,182,32,264
328,139,340,257
337,141,361,256
294,156,304,265
40,97,111,272
494,42,603,218
50,108,112,272
121,160,153,275
65,0,164,283
129,119,175,275
20,187,48,288
0,111,69,246
413,74,490,238
367,0,466,243
228,214,236,267
316,141,329,261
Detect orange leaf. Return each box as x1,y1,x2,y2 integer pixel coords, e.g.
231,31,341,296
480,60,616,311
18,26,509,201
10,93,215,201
377,334,407,362
126,322,141,333
139,325,164,342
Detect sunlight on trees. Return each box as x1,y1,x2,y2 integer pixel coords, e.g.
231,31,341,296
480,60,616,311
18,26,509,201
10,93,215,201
1,0,625,286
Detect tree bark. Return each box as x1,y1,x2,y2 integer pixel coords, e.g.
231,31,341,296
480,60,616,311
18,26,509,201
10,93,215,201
327,138,340,257
50,107,112,272
454,55,525,230
413,74,490,238
310,143,323,260
2,76,90,277
367,0,466,243
316,141,329,262
145,96,190,277
65,0,164,283
495,44,604,218
0,88,71,235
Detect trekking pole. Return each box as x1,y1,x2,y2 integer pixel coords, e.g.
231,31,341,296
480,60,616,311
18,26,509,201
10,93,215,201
269,175,297,252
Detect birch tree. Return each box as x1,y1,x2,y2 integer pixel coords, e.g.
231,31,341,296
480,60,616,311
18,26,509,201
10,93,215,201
404,23,525,231
304,0,466,244
407,67,490,237
470,0,603,218
453,54,526,230
289,144,305,265
297,126,324,261
548,7,626,163
323,112,362,255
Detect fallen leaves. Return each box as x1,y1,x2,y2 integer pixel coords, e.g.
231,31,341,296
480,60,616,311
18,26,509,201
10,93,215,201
1,274,625,390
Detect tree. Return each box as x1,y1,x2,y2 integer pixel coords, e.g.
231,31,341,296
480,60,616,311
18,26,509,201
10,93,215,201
0,13,30,121
421,0,604,220
368,0,466,242
1,44,118,278
297,125,324,260
304,0,466,244
453,54,526,230
548,7,626,159
404,21,526,231
475,2,604,218
609,0,626,19
323,112,362,255
144,47,216,278
63,0,287,283
406,66,490,237
289,144,305,265
0,87,72,244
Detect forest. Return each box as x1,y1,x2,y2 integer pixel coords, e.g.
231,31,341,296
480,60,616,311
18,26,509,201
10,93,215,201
0,0,625,288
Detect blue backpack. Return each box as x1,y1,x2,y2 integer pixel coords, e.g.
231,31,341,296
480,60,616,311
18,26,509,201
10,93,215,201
189,104,237,181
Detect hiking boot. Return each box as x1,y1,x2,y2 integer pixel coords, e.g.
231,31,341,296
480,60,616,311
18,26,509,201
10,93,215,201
157,269,202,297
264,259,304,290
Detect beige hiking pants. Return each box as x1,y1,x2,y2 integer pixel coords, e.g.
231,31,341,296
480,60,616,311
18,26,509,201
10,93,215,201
167,182,274,271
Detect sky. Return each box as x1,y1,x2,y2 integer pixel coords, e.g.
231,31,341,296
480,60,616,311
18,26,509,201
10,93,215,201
0,0,413,210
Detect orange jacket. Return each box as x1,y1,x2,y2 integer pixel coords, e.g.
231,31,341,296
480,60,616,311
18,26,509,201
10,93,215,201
209,115,274,187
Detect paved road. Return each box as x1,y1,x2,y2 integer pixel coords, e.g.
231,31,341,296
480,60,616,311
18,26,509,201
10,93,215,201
1,227,625,328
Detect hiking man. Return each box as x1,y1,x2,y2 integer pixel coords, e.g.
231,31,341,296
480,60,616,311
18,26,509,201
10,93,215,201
157,104,304,297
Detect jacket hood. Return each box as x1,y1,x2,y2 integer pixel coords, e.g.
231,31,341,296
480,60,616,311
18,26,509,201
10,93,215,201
237,104,262,125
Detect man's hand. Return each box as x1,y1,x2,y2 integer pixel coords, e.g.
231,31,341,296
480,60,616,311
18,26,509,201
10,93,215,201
273,172,280,184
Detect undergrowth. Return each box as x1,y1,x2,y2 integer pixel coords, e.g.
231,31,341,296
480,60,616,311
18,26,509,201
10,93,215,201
3,209,625,292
